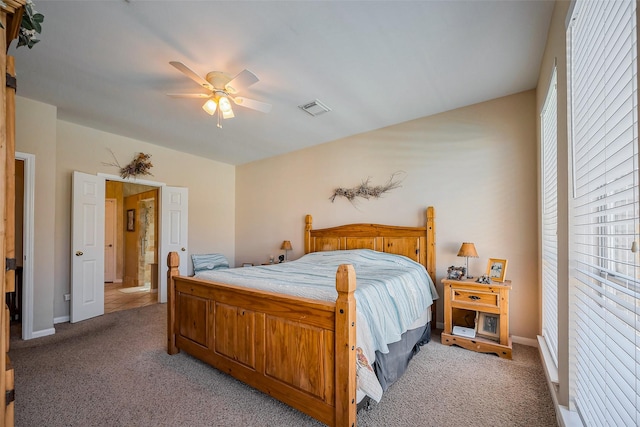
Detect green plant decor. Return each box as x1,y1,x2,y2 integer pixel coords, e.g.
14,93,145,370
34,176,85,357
0,0,44,49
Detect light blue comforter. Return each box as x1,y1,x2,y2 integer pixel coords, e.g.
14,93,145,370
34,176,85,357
195,249,438,355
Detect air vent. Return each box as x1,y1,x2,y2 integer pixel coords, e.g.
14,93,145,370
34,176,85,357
298,99,331,117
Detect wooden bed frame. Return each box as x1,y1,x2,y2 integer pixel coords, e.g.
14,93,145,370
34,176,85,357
167,207,436,427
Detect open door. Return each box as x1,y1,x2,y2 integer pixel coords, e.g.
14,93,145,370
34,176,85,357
71,171,105,323
159,186,188,303
104,199,116,283
69,178,186,312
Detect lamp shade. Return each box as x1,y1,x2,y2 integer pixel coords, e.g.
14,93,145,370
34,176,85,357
281,240,292,251
457,242,478,258
202,98,217,115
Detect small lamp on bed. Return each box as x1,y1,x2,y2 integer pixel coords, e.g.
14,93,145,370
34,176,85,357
457,242,478,278
281,240,292,262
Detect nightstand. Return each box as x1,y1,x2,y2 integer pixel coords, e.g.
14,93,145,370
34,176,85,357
441,278,512,359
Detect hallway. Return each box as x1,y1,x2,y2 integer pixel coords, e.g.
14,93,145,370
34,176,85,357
104,282,157,314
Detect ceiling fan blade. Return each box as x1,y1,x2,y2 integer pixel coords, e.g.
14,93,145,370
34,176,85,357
225,69,259,94
169,61,213,91
166,93,210,99
232,97,272,113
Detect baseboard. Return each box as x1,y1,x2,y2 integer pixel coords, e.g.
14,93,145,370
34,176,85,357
54,315,70,324
31,327,55,339
512,335,537,347
537,335,558,384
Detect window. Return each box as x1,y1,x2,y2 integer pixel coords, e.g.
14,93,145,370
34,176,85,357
541,68,559,367
568,0,639,425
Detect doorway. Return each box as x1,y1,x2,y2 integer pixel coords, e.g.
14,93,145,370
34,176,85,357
7,158,24,339
71,173,188,323
104,181,158,314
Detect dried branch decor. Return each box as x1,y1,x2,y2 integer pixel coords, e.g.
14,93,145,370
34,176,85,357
103,149,154,179
330,172,404,203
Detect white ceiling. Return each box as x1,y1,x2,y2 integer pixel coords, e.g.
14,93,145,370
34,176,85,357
10,1,554,166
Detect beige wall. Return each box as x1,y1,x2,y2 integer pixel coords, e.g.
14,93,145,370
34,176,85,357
15,97,57,333
16,96,236,332
16,90,539,340
236,90,539,340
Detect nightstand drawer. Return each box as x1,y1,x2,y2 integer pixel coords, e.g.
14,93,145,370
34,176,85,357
451,288,499,309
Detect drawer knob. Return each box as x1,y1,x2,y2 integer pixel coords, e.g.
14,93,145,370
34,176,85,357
468,295,481,301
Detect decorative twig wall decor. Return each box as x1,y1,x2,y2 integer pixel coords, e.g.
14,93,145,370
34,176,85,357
330,172,404,204
103,149,154,179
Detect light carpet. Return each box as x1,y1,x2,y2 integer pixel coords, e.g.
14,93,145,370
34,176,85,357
9,304,557,426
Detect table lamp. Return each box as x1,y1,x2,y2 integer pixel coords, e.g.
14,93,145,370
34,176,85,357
457,242,478,278
281,240,292,262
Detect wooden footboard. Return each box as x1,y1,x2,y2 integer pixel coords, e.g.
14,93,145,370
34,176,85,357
167,253,357,427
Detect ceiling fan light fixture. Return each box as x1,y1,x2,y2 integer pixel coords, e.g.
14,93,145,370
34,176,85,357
218,95,235,119
169,62,270,124
218,96,232,113
202,98,217,115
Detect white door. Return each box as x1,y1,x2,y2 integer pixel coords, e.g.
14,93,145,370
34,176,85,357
159,186,188,303
104,199,116,283
71,171,105,323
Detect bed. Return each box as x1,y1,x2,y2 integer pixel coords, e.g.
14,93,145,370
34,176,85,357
166,206,436,427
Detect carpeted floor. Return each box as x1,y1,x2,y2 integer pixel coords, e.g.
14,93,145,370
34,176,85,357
9,304,557,426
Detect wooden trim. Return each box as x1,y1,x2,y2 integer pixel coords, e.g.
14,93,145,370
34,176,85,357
2,1,26,15
0,10,8,426
167,252,179,355
5,55,14,294
426,206,436,284
4,7,22,51
1,5,27,426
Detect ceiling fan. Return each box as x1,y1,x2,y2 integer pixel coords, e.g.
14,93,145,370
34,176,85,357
167,61,272,128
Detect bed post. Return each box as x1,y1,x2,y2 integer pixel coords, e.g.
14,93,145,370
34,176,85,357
426,207,436,328
335,264,357,427
305,214,313,254
167,251,180,355
426,206,436,284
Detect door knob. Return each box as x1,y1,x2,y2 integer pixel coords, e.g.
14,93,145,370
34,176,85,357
75,251,83,256
181,247,186,251
108,244,113,247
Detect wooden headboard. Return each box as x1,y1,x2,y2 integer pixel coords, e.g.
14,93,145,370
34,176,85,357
304,206,436,284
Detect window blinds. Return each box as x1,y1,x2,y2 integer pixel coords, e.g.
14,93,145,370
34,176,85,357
568,0,639,425
541,69,559,368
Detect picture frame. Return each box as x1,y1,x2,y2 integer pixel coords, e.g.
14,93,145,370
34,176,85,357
447,265,466,280
476,312,499,340
126,209,135,232
487,258,508,282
